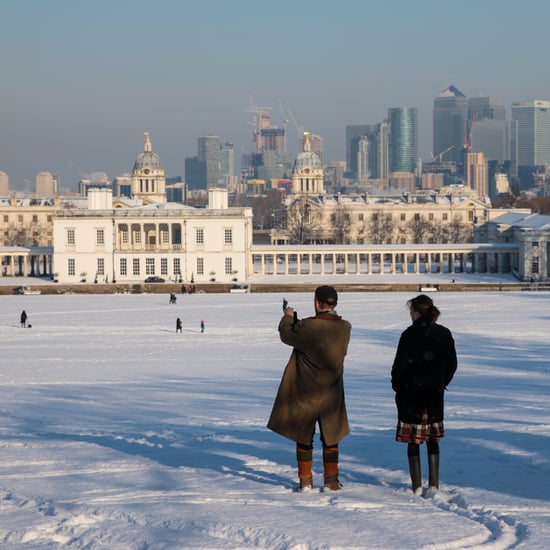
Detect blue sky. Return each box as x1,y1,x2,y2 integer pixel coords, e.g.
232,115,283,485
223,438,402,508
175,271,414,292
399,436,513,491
2,0,549,190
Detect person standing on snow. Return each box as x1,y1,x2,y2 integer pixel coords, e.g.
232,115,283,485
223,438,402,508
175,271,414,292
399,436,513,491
391,294,457,495
176,317,182,333
268,285,351,491
20,310,28,328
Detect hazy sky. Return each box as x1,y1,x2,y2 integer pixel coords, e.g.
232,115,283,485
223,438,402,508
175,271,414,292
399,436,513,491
2,0,549,191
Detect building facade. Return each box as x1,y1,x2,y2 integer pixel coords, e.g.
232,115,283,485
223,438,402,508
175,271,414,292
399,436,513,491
52,189,253,284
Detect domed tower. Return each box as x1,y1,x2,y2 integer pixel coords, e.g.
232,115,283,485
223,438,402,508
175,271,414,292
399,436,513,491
291,132,324,195
131,132,166,203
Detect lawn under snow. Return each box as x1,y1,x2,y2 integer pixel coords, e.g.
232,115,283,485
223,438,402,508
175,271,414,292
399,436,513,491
0,289,549,549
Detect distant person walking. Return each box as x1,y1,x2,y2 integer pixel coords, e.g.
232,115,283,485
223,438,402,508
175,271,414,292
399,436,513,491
176,317,182,333
391,294,457,495
200,320,205,333
20,310,27,328
268,285,351,491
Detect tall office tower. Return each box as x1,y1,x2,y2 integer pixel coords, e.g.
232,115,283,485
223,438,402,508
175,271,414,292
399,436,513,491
468,97,510,165
345,123,387,179
465,152,489,198
219,142,235,178
388,107,417,174
356,137,370,182
35,171,58,196
433,85,468,165
511,100,550,188
0,171,8,194
198,134,221,189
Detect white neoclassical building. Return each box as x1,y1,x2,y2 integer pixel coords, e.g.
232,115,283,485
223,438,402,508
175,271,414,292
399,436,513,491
53,189,253,284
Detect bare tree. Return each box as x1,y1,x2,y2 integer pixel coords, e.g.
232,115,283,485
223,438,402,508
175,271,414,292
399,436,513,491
331,205,352,244
407,215,433,244
367,210,395,244
4,221,49,247
286,198,321,244
447,218,472,243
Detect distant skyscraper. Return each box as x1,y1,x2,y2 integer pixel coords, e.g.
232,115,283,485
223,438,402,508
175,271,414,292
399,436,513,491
198,134,221,189
0,171,8,194
388,107,417,174
219,142,235,178
468,97,510,165
35,171,58,196
433,85,468,165
465,152,489,198
511,100,550,167
345,123,387,179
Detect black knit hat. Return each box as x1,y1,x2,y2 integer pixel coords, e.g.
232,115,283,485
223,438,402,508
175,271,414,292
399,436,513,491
315,285,338,306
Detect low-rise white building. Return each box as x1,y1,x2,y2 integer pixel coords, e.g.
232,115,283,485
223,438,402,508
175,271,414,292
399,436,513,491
53,189,253,284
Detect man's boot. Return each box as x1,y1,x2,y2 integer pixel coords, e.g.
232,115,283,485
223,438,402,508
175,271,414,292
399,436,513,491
323,446,342,490
297,445,313,490
408,454,422,495
428,452,439,489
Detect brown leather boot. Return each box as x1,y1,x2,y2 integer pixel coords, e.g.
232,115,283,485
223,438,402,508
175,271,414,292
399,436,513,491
297,445,313,490
323,446,342,490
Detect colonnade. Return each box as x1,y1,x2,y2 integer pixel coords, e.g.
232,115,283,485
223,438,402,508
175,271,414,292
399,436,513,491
250,244,518,277
0,247,53,277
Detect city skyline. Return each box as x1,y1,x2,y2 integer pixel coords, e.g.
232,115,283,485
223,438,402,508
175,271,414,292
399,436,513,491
2,0,550,190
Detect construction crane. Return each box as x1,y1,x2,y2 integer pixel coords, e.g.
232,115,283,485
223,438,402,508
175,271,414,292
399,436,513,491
433,145,455,162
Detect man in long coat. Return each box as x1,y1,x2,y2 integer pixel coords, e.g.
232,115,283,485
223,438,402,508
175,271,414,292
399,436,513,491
268,286,351,491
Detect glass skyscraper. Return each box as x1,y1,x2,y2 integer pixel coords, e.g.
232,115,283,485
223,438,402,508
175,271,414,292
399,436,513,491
388,107,417,174
433,85,468,165
511,100,550,167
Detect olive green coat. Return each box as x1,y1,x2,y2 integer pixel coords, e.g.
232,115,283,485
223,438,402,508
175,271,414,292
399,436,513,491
267,311,351,446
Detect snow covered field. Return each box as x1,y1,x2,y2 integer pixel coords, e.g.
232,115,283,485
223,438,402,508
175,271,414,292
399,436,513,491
0,289,548,549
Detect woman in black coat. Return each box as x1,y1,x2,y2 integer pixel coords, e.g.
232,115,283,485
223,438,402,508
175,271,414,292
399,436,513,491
391,294,457,494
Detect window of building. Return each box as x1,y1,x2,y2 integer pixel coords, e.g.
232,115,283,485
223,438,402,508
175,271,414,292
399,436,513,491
67,228,75,245
225,257,233,275
3,215,8,223
146,258,155,275
161,258,168,275
196,228,204,244
400,213,406,221
120,258,127,276
414,213,420,221
133,230,141,244
47,215,52,222
442,213,448,221
161,229,169,244
224,228,232,244
428,213,434,220
133,258,140,275
18,215,23,223
468,210,474,221
121,228,129,244
531,257,539,274
532,241,539,247
197,257,204,275
32,215,38,223
97,258,105,276
68,258,75,276
358,213,364,221
173,258,181,275
96,229,104,245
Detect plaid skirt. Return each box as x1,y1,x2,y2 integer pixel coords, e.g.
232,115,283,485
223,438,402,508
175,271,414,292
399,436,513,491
396,409,444,444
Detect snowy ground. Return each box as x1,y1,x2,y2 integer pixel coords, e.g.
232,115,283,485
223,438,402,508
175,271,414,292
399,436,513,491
0,289,548,549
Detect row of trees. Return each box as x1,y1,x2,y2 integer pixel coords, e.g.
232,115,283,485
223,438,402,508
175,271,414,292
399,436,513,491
285,200,472,245
3,221,50,247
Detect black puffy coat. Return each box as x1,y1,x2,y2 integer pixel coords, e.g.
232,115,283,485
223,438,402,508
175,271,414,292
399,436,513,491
391,317,457,424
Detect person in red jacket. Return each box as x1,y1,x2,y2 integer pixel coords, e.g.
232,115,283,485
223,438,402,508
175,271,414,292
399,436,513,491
268,286,351,491
391,294,457,495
